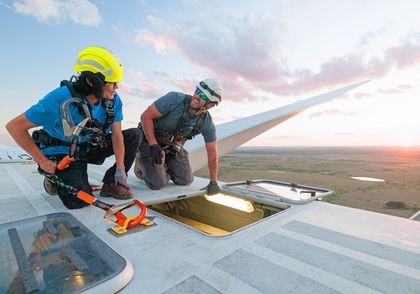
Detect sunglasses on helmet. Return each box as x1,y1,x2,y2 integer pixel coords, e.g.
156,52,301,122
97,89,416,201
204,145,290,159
194,88,209,101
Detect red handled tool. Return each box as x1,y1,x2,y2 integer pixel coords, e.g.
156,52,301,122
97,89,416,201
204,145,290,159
56,117,89,170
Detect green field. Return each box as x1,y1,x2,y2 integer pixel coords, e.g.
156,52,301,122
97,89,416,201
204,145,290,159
194,146,420,218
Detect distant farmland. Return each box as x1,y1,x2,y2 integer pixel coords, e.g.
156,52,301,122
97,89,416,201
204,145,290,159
194,146,420,218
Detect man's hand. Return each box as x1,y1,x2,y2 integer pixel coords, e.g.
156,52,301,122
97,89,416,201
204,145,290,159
207,181,220,195
150,144,164,166
114,168,128,187
39,157,57,174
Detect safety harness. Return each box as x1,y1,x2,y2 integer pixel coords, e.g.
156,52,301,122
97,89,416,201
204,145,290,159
32,80,115,150
153,95,206,149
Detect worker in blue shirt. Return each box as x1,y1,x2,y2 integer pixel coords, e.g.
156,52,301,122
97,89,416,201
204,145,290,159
6,46,141,209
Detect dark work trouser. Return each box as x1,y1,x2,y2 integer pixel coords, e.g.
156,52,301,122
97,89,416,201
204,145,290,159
54,128,141,209
138,130,194,190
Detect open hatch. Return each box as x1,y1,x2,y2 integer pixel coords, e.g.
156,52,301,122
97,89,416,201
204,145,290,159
0,212,133,293
148,179,333,236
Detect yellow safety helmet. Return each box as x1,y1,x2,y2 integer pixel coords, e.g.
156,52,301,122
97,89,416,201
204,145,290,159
73,46,124,82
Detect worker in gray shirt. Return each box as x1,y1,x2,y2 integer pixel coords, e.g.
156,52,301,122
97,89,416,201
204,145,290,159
136,79,222,195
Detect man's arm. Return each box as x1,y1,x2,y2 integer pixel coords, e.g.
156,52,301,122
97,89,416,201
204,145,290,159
6,114,56,174
111,121,125,169
205,141,218,182
140,103,162,145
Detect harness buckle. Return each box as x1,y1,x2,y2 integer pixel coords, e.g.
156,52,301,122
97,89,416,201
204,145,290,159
167,134,175,142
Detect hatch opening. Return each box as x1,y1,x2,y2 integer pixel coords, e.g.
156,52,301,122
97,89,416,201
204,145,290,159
148,192,289,236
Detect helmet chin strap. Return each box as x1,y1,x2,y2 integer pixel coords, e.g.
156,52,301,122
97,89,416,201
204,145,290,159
190,99,209,113
190,105,201,111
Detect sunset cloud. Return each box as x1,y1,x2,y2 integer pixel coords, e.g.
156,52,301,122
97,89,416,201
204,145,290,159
112,8,420,106
377,88,402,95
398,84,413,90
385,42,420,69
119,70,163,101
309,109,355,119
353,92,373,99
134,29,174,54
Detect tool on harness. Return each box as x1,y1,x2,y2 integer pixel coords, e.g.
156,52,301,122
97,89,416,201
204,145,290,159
79,122,108,148
61,80,115,129
39,168,147,233
56,117,89,170
61,80,115,146
32,78,116,151
61,97,92,137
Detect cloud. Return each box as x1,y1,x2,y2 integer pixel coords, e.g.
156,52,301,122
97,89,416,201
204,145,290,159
12,0,101,26
353,92,373,99
385,42,420,69
126,13,285,102
309,109,355,119
332,132,353,136
139,0,157,13
172,77,197,93
0,1,13,9
398,84,413,90
249,39,420,97
376,83,415,95
377,88,402,95
119,70,163,101
124,12,420,102
170,14,284,82
134,29,174,53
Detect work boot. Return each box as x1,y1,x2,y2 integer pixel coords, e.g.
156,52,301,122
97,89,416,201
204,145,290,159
100,183,133,200
43,177,57,195
134,152,144,180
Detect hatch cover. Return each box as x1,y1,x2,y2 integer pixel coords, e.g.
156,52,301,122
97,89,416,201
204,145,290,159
223,179,333,204
0,212,133,293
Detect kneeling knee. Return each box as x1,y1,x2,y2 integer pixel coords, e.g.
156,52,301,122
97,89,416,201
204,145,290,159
146,177,168,190
173,175,194,186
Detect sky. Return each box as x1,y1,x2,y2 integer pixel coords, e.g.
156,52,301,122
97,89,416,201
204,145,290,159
1,0,420,147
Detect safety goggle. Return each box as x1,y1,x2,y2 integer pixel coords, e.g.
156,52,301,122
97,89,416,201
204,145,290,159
195,88,208,101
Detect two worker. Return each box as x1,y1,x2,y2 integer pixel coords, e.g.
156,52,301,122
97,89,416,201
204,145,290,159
6,46,223,209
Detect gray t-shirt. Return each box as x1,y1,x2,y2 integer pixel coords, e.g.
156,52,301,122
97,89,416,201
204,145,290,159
153,92,217,143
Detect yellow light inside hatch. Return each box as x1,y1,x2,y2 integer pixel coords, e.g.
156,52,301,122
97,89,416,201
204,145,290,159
204,193,254,213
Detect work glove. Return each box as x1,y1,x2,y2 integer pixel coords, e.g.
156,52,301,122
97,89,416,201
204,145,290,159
114,167,128,187
206,181,220,195
150,144,164,166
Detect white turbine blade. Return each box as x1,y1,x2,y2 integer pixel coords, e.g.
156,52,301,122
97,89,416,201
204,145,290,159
185,80,369,173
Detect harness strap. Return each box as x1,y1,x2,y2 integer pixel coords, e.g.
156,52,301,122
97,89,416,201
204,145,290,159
103,99,115,129
34,80,116,149
32,129,72,147
140,94,207,152
60,80,115,130
174,94,206,141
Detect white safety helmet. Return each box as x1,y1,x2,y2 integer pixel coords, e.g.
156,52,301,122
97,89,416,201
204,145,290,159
195,79,223,104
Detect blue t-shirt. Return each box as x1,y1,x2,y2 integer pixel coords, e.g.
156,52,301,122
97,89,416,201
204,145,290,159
25,86,123,156
154,92,216,143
